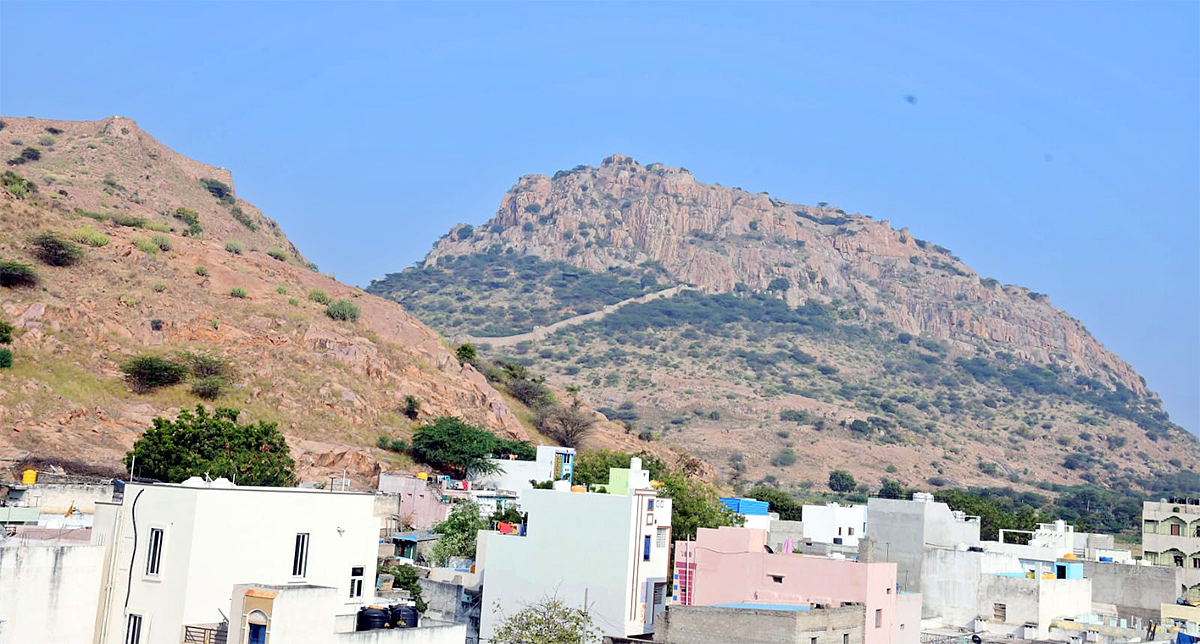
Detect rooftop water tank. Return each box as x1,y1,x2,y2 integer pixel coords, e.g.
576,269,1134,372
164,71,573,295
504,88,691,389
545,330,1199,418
356,607,389,631
390,605,419,629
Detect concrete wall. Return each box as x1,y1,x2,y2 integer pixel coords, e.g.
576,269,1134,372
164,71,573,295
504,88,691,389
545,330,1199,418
15,483,114,514
866,497,980,595
1083,560,1182,622
0,544,106,644
93,483,380,644
654,604,865,644
479,488,671,641
769,519,805,553
803,504,866,547
977,576,1091,639
893,593,921,644
377,476,459,531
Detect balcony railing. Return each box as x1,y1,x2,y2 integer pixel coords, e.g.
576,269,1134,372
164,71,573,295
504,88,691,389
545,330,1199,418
182,624,228,644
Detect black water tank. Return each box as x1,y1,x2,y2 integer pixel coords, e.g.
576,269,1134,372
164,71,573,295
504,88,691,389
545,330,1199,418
357,607,389,631
390,605,419,629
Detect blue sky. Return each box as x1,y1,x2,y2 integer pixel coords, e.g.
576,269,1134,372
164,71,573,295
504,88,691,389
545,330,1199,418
2,2,1196,433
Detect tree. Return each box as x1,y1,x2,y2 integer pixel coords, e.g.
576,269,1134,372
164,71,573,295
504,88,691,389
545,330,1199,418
537,401,596,448
658,469,744,541
431,501,490,565
31,232,84,267
122,355,189,393
378,563,428,612
455,342,477,364
879,479,907,500
124,405,296,486
745,485,803,521
491,596,600,644
402,395,421,420
572,449,668,489
412,416,506,478
829,470,856,493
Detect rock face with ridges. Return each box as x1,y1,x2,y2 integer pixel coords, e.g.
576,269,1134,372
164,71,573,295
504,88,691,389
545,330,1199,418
374,154,1197,492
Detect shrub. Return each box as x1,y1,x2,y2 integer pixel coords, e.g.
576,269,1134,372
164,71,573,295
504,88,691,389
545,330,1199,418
455,343,477,364
537,402,596,448
771,448,797,467
190,376,225,400
224,240,243,254
230,287,247,299
325,299,360,321
829,469,856,492
38,135,56,147
133,237,159,254
153,283,167,293
0,261,39,287
267,249,287,262
31,232,84,266
173,207,202,236
1,170,37,196
276,285,288,295
307,289,331,305
122,355,189,393
288,298,299,306
195,265,209,276
69,226,109,247
177,350,234,379
44,126,62,135
200,178,235,204
7,147,41,165
230,206,257,230
0,348,11,368
0,320,12,344
110,213,147,228
151,234,172,251
143,222,170,233
403,395,421,420
377,435,408,453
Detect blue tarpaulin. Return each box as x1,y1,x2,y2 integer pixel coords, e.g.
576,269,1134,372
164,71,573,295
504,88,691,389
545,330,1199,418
720,497,770,516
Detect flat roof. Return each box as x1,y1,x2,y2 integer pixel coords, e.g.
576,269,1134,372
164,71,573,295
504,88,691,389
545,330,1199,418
713,603,811,611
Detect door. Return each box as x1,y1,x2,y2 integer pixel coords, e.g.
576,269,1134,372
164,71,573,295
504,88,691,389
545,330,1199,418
248,623,266,644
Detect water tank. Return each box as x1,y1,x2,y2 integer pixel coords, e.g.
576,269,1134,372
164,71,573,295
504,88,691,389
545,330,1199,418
356,607,389,631
390,605,419,629
21,469,36,485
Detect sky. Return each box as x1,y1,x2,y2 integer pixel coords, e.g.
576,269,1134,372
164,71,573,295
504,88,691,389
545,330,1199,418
1,2,1196,434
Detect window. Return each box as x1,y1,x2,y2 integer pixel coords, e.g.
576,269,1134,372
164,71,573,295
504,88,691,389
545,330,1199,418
145,528,164,576
770,575,784,584
848,527,855,536
838,527,843,536
1175,555,1185,567
1194,526,1200,537
1172,524,1182,536
875,609,882,628
349,566,364,598
843,634,849,644
292,533,310,577
994,603,1007,622
648,499,654,511
657,527,669,548
1192,558,1200,569
124,614,143,644
811,638,817,644
644,535,652,561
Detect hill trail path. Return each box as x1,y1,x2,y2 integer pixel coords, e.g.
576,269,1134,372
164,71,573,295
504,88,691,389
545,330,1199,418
460,285,694,347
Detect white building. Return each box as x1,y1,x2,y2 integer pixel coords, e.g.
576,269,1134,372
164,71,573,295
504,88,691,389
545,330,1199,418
0,532,106,644
478,458,672,641
91,478,381,644
471,445,576,494
803,502,867,547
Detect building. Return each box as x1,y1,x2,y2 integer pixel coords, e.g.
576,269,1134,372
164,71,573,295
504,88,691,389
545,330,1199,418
996,519,1129,562
1142,499,1200,601
720,498,771,531
653,603,866,644
0,529,106,644
865,493,980,595
1162,600,1200,637
377,473,471,531
803,502,867,547
478,457,672,641
975,562,1092,639
471,445,576,494
672,526,920,644
90,478,380,644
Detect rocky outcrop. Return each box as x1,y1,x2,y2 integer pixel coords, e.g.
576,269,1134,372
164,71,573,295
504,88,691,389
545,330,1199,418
425,155,1146,397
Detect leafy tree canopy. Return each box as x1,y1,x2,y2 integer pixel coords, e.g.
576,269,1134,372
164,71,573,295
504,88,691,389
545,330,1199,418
745,485,803,521
828,469,856,493
411,416,534,478
658,469,744,541
431,501,491,565
124,405,296,486
491,596,601,644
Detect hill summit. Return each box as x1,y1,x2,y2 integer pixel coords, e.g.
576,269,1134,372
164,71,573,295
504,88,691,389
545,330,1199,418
369,154,1199,494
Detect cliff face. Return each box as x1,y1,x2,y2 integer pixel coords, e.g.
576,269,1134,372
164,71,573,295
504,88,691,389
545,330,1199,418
0,116,541,485
426,154,1142,397
374,154,1196,493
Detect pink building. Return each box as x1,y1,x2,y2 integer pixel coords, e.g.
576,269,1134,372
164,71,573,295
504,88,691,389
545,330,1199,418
674,527,921,644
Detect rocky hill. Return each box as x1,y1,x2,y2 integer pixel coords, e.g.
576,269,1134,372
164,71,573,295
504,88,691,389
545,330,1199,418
0,117,653,485
369,154,1200,495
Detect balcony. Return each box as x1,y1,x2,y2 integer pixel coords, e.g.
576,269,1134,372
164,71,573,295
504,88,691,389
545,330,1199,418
182,623,228,644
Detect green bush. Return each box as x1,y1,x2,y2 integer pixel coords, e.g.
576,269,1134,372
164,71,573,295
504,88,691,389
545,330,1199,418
325,299,360,321
276,285,288,294
829,469,856,492
31,232,84,266
122,355,189,393
403,395,421,420
153,283,167,293
377,435,409,453
0,320,13,345
190,376,225,400
44,126,62,135
195,265,209,276
0,261,39,287
200,178,235,204
224,240,243,255
69,226,110,247
151,234,172,251
7,147,41,165
0,348,11,369
1,170,37,196
133,237,159,254
267,249,287,262
143,222,170,233
230,287,248,299
307,289,330,305
287,298,299,306
230,206,257,230
110,213,147,228
38,135,56,147
173,207,202,236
